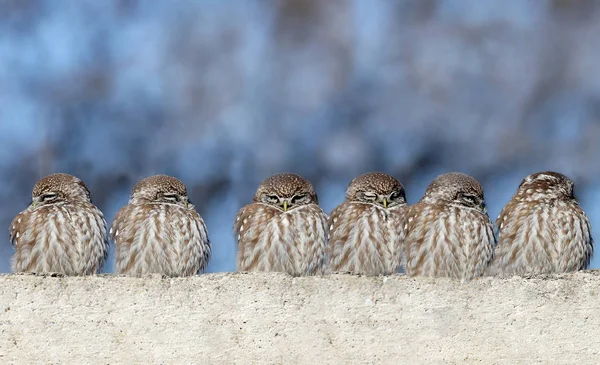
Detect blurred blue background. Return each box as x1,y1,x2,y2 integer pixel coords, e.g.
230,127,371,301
1,0,599,272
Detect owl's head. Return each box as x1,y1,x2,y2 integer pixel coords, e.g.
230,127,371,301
253,173,318,212
30,173,92,209
130,174,192,208
421,172,486,212
516,171,575,202
345,172,406,208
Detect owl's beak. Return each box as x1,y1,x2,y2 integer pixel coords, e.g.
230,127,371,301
283,201,288,212
383,198,388,209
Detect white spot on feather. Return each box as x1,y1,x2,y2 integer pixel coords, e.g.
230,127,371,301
16,232,19,238
17,218,21,224
240,225,244,232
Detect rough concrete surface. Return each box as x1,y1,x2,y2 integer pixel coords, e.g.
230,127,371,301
0,272,599,364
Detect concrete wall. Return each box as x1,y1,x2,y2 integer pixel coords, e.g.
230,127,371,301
0,272,599,364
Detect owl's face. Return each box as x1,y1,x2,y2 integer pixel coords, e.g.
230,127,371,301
130,175,191,208
345,172,406,209
253,173,317,212
30,173,91,209
421,172,486,212
516,171,575,202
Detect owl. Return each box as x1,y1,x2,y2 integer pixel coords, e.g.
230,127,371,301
9,173,109,275
110,175,210,277
234,173,328,276
489,171,593,276
328,172,407,276
403,172,495,281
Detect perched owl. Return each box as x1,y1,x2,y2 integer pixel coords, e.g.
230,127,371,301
489,171,593,276
403,172,495,280
110,175,210,277
9,173,109,275
234,173,328,276
328,172,407,276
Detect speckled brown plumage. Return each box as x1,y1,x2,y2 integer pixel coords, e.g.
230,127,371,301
489,171,593,276
329,172,407,276
9,173,109,275
403,172,495,280
252,173,318,204
234,173,328,276
110,175,210,277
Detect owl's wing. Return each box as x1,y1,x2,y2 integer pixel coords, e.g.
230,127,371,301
494,200,515,239
585,233,594,269
402,203,428,272
317,205,330,271
576,204,594,270
403,204,417,232
389,204,409,239
327,202,356,272
299,204,329,275
586,211,594,260
327,203,344,234
109,209,120,242
388,205,409,273
181,209,211,274
490,201,517,267
327,202,361,246
9,210,29,248
109,205,132,243
233,203,266,245
234,203,280,271
315,204,329,246
232,206,248,244
479,210,497,268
